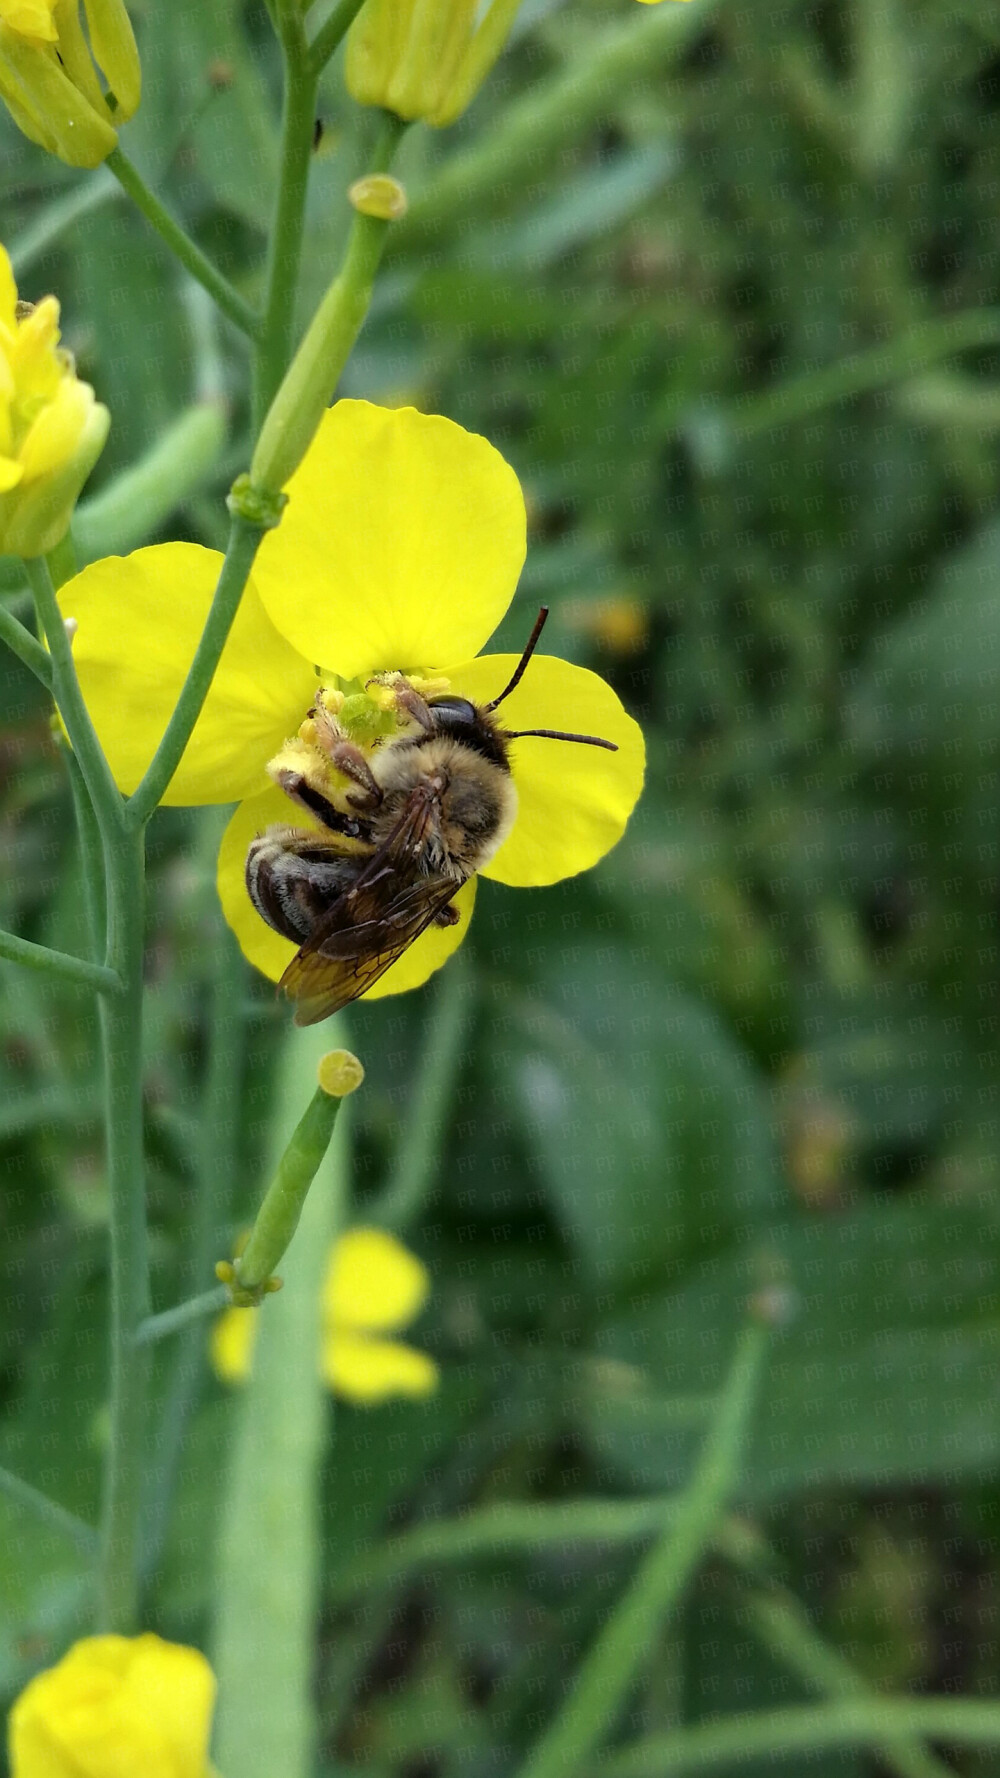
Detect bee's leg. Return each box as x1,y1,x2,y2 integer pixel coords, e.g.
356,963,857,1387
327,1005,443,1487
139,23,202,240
271,766,374,841
328,740,384,810
431,901,461,928
393,685,434,732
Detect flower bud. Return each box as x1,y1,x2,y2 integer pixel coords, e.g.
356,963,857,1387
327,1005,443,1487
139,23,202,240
0,0,140,168
346,0,521,129
9,1633,216,1778
317,1048,365,1098
0,249,109,557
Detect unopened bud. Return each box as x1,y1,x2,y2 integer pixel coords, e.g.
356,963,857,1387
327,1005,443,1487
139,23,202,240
317,1049,365,1099
348,173,407,222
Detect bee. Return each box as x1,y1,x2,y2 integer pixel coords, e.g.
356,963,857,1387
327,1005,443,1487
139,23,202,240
245,607,618,1024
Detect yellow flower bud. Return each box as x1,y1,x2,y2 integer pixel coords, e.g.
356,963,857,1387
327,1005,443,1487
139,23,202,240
348,172,408,222
317,1047,365,1098
0,0,140,168
0,249,109,557
8,1633,216,1778
346,0,521,128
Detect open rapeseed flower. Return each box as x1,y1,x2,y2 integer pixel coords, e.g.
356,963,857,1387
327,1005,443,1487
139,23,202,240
0,246,109,558
212,1226,439,1404
8,1633,216,1778
0,0,140,167
346,0,521,128
56,400,644,1004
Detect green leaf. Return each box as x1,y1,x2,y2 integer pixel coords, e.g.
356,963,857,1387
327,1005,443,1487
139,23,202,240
589,1199,1000,1496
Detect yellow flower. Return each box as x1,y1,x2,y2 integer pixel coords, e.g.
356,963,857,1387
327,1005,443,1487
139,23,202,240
56,401,644,1005
211,1226,439,1405
0,0,140,168
346,0,521,127
8,1633,216,1778
0,247,109,558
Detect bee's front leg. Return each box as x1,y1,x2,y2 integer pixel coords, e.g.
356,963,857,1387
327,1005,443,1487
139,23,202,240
328,740,384,810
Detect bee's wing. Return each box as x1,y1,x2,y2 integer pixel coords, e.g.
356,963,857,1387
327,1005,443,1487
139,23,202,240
278,788,463,1025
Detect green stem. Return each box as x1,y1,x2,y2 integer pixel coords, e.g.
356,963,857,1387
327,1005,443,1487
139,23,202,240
65,749,106,961
308,0,369,75
0,1463,98,1556
106,148,258,338
594,1700,1000,1778
97,819,150,1631
252,26,319,431
0,926,120,994
738,1587,952,1778
124,515,265,827
517,1321,769,1778
133,1285,229,1347
375,951,471,1230
0,598,52,687
250,113,406,494
329,1497,680,1603
24,555,125,840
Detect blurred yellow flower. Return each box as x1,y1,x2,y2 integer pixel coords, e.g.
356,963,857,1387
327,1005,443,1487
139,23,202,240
55,401,645,1004
212,1225,440,1405
347,0,521,127
0,247,108,558
8,1633,215,1778
0,0,139,167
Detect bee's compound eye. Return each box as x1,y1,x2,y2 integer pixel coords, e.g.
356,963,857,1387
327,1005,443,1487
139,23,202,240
429,696,478,727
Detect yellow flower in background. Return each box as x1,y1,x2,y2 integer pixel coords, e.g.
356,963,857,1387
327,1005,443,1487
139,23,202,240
0,0,140,168
8,1633,216,1778
55,400,644,1005
346,0,521,127
0,247,109,558
212,1226,439,1405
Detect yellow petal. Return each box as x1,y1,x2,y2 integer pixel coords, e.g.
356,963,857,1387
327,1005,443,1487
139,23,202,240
252,401,525,681
16,374,90,482
323,1226,429,1333
444,651,645,886
9,1633,216,1778
58,544,317,804
0,454,23,490
217,783,476,997
209,1306,258,1384
321,1332,439,1403
0,243,17,330
0,0,58,40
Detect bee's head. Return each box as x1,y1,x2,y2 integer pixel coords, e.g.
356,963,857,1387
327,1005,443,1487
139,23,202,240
427,695,480,736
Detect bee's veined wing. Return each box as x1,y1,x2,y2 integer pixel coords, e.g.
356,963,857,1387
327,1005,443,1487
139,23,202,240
279,786,465,1025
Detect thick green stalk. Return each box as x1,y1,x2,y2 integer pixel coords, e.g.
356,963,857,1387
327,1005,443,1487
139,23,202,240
213,1022,352,1778
517,1321,769,1778
106,148,258,338
124,515,266,827
0,926,119,995
594,1700,1000,1778
96,819,150,1631
252,26,320,430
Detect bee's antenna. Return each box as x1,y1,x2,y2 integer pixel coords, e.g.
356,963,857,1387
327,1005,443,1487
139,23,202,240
484,606,550,711
504,728,618,752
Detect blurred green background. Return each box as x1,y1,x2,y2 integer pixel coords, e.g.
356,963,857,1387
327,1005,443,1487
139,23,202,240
4,0,1000,1770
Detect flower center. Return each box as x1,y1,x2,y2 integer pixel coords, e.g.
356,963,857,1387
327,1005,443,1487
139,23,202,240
265,670,452,814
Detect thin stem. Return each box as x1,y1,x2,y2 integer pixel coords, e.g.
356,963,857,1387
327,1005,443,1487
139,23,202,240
65,748,106,961
24,555,126,839
0,926,120,994
0,598,52,687
594,1700,1000,1778
252,25,319,430
307,0,369,75
124,514,265,827
106,148,259,338
517,1321,769,1778
738,1587,953,1778
133,1285,229,1348
97,820,150,1631
375,951,471,1230
0,1463,99,1556
46,530,77,589
329,1497,680,1603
